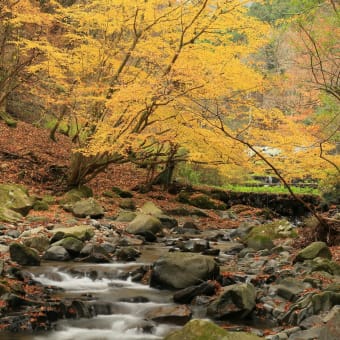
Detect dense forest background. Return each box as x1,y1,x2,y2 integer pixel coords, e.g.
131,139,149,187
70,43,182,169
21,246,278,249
0,0,339,196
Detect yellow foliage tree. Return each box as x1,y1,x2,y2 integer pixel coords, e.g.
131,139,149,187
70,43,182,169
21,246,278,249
38,0,272,186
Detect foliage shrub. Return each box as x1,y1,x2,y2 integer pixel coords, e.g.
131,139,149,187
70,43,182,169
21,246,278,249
319,172,340,204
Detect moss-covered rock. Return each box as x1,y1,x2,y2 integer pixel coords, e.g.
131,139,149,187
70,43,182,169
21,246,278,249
112,186,133,198
150,252,219,289
127,214,162,236
53,237,84,255
207,283,256,319
164,319,262,340
295,242,332,263
246,234,274,251
246,219,297,241
51,225,95,241
118,199,136,210
178,191,226,210
310,258,340,276
0,184,34,218
0,207,23,222
9,243,40,266
32,200,49,211
140,201,164,217
23,236,50,252
60,185,93,205
189,194,226,210
115,211,137,222
72,198,104,218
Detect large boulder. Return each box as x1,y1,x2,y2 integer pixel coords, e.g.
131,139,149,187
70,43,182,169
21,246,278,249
173,281,216,304
207,283,256,319
51,225,95,241
23,236,50,252
115,211,137,222
52,237,84,255
164,319,262,340
139,202,177,228
9,243,40,266
140,201,163,217
0,207,23,223
145,305,192,325
0,184,34,221
246,235,274,251
294,242,332,262
60,186,93,205
150,252,219,289
43,245,71,261
127,214,162,237
78,243,111,263
72,198,104,218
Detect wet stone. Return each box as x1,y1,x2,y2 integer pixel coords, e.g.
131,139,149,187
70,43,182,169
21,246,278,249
145,304,192,326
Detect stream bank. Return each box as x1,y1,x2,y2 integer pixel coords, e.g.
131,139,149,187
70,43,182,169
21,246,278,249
0,185,339,339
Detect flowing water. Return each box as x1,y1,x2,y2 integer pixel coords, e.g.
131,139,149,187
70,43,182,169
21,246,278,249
2,246,181,340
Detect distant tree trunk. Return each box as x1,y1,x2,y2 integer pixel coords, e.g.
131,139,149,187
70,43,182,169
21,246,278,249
152,160,176,189
152,143,179,189
67,151,124,188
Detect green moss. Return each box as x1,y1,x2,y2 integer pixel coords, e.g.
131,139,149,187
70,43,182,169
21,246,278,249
247,234,274,250
60,185,93,205
33,200,49,211
164,319,262,340
112,186,133,198
246,220,297,241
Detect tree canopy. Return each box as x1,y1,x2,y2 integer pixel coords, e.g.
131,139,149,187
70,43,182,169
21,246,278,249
0,0,339,187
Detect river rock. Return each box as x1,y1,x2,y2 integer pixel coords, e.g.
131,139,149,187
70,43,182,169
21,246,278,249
294,242,332,262
116,246,140,261
51,225,95,241
173,281,216,304
127,214,162,238
6,229,20,238
180,239,209,253
150,252,219,289
158,214,178,229
20,226,45,238
145,305,192,325
274,278,307,301
282,290,340,325
79,243,111,263
207,283,256,319
140,201,163,217
115,211,137,222
9,243,40,266
319,305,340,339
246,234,274,251
79,243,110,257
164,319,262,340
52,237,84,255
23,236,50,252
310,257,340,275
72,198,104,219
43,245,71,261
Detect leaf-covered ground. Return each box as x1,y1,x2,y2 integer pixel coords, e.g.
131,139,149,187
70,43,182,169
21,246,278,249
0,120,339,261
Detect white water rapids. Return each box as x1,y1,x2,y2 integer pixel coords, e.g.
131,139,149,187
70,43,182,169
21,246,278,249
28,263,179,340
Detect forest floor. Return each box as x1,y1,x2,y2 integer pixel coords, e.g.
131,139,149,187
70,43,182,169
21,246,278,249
0,120,339,259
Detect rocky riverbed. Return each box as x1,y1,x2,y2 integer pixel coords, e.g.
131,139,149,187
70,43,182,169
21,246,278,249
0,184,339,339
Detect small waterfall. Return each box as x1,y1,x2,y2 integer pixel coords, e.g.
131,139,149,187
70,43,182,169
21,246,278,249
29,263,178,340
